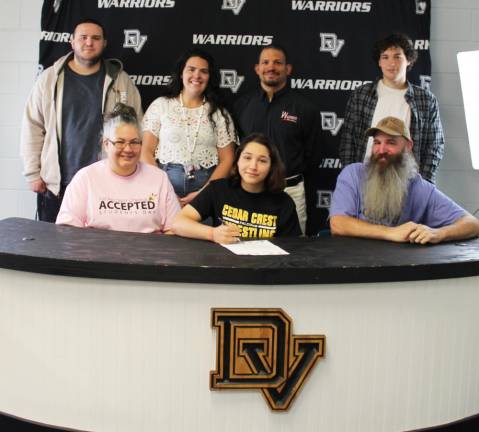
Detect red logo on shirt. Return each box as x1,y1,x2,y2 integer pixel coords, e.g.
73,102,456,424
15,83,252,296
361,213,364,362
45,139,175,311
280,111,298,123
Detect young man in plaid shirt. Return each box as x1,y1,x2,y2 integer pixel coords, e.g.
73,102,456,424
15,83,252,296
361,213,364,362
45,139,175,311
339,33,444,184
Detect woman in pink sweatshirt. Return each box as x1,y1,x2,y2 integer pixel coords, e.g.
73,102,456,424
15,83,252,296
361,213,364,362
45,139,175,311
56,104,180,233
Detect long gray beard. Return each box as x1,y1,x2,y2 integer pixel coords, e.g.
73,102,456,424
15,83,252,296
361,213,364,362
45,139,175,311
362,150,418,225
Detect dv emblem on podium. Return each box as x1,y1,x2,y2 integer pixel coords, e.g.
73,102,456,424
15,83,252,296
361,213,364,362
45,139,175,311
210,308,325,410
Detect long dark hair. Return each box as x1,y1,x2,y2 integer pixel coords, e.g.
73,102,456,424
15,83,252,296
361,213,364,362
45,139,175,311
164,48,232,132
230,133,286,194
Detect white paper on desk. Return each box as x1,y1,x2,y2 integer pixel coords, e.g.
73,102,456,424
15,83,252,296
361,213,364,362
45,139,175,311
220,240,289,255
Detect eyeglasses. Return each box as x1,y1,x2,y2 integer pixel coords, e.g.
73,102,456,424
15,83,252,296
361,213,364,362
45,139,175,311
106,138,142,149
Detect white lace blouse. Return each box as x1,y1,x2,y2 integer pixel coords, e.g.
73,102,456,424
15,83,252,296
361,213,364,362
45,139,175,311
142,97,237,169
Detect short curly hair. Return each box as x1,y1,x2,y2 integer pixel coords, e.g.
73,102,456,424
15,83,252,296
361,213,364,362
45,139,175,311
372,33,418,71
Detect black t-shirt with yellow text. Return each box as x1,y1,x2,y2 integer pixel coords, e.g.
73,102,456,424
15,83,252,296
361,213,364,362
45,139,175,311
190,179,301,239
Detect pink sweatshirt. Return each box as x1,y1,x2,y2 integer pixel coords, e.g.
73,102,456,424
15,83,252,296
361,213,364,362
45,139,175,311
56,160,180,233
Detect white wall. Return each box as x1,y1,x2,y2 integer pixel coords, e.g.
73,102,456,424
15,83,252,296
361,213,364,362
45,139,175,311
432,0,479,214
0,0,42,219
1,0,478,220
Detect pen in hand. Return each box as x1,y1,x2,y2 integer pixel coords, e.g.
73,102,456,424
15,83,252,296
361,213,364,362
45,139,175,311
215,217,241,244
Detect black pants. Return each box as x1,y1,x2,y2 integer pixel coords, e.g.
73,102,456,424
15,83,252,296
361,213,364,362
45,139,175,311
36,189,64,222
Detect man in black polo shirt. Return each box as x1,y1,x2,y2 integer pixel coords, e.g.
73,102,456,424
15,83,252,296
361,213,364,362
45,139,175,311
234,44,319,234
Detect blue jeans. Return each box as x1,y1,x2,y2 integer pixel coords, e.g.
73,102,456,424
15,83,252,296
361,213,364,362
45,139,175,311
160,163,215,197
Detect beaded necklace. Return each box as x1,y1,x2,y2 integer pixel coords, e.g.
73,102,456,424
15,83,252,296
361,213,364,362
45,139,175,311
179,92,205,174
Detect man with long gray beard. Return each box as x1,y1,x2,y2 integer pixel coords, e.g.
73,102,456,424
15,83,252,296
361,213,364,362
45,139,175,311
329,117,479,244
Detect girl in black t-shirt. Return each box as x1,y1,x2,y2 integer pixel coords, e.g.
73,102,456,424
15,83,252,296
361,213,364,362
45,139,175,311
172,133,300,244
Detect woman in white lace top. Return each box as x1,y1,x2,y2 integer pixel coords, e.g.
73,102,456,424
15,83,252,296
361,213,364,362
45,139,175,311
141,49,238,207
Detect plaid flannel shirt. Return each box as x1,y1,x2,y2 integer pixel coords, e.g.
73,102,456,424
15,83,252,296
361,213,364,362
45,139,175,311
339,79,445,183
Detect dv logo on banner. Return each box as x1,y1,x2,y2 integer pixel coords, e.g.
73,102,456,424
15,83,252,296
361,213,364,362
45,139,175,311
416,0,427,14
319,33,345,57
321,112,344,136
220,69,245,93
221,0,246,15
123,29,148,53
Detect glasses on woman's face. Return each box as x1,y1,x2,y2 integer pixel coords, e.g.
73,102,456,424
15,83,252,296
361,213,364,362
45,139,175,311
106,138,142,149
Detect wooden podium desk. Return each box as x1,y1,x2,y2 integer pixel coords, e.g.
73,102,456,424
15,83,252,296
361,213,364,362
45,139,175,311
1,218,479,432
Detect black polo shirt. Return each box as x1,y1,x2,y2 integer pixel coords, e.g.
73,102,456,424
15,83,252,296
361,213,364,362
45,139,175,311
234,86,319,177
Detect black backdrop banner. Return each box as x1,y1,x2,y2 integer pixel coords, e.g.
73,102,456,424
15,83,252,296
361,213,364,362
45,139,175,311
38,0,431,234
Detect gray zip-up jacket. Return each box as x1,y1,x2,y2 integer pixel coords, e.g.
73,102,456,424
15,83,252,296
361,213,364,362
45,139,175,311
21,52,143,196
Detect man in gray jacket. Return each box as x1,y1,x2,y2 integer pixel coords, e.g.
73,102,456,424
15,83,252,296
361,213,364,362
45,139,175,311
21,18,142,222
